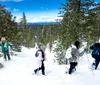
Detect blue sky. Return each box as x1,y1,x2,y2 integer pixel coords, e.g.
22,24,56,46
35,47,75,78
0,0,100,22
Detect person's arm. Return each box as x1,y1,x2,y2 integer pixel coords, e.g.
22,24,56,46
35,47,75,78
90,44,95,50
37,51,42,61
79,49,86,56
8,42,11,46
72,48,87,57
8,42,12,49
0,41,2,46
71,47,86,58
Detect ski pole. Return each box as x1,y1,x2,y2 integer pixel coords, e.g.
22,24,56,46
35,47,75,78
86,53,95,76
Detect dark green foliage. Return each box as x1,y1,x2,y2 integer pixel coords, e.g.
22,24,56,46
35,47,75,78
29,23,59,49
1,2,100,65
53,41,67,64
54,0,100,64
17,12,34,47
0,5,18,41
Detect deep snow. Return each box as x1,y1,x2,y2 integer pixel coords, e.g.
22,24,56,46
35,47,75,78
0,46,100,85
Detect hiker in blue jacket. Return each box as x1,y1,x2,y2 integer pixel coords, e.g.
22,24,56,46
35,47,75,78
0,37,11,61
90,43,100,70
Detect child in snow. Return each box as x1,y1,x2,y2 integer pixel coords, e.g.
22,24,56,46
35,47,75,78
34,45,46,75
68,41,86,74
90,43,100,70
0,37,11,61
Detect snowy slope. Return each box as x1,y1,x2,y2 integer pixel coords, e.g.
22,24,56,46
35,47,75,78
0,46,100,85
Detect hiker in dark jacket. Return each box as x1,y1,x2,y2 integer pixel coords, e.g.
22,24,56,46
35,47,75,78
90,43,100,70
0,37,11,61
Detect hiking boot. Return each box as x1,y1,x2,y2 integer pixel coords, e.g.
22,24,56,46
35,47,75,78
8,58,11,60
34,69,38,74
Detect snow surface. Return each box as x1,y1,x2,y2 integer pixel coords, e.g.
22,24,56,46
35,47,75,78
0,46,100,85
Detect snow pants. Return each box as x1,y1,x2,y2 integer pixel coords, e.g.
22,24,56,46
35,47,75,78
3,50,11,60
34,61,45,75
69,62,78,74
92,59,100,69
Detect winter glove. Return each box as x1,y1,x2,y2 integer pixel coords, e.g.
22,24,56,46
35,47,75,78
84,48,88,52
79,48,87,56
41,58,44,61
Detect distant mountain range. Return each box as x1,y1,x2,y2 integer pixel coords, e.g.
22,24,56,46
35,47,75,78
27,22,58,25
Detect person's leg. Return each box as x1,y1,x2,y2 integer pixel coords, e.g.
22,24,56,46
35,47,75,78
6,50,11,60
41,62,45,75
34,67,41,74
34,62,45,75
69,62,77,74
95,59,100,69
72,62,77,71
3,52,7,61
69,62,74,74
34,69,38,74
34,66,42,74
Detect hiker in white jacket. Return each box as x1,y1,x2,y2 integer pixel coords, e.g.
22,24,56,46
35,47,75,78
68,41,87,74
34,46,45,75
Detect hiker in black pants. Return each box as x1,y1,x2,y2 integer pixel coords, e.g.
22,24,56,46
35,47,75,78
37,61,45,75
34,45,46,75
68,41,87,74
90,43,100,70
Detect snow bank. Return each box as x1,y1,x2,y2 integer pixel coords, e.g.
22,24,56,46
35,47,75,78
0,46,100,85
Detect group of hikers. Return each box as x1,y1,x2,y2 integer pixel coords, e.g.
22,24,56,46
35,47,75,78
34,41,100,75
0,37,100,75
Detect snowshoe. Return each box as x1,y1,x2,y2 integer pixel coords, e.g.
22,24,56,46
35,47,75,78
68,67,76,74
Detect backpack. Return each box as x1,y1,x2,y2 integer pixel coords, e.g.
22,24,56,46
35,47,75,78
35,50,39,57
65,46,72,59
92,48,100,59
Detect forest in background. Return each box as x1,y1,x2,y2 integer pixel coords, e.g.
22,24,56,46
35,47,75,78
0,0,100,64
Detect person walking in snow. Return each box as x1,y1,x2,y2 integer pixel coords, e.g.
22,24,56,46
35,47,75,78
90,43,100,70
34,45,46,75
68,41,86,74
0,37,11,61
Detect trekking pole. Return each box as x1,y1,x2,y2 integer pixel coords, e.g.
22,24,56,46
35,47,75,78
85,52,95,76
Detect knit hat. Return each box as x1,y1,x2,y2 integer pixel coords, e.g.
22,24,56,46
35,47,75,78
1,37,6,41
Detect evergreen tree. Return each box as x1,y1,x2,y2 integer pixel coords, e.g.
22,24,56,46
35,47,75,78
54,0,100,64
0,4,18,42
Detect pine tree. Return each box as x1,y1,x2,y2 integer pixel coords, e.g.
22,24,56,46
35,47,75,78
54,0,100,64
0,4,18,42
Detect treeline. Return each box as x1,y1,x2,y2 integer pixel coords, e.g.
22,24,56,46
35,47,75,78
0,5,18,43
0,4,59,48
